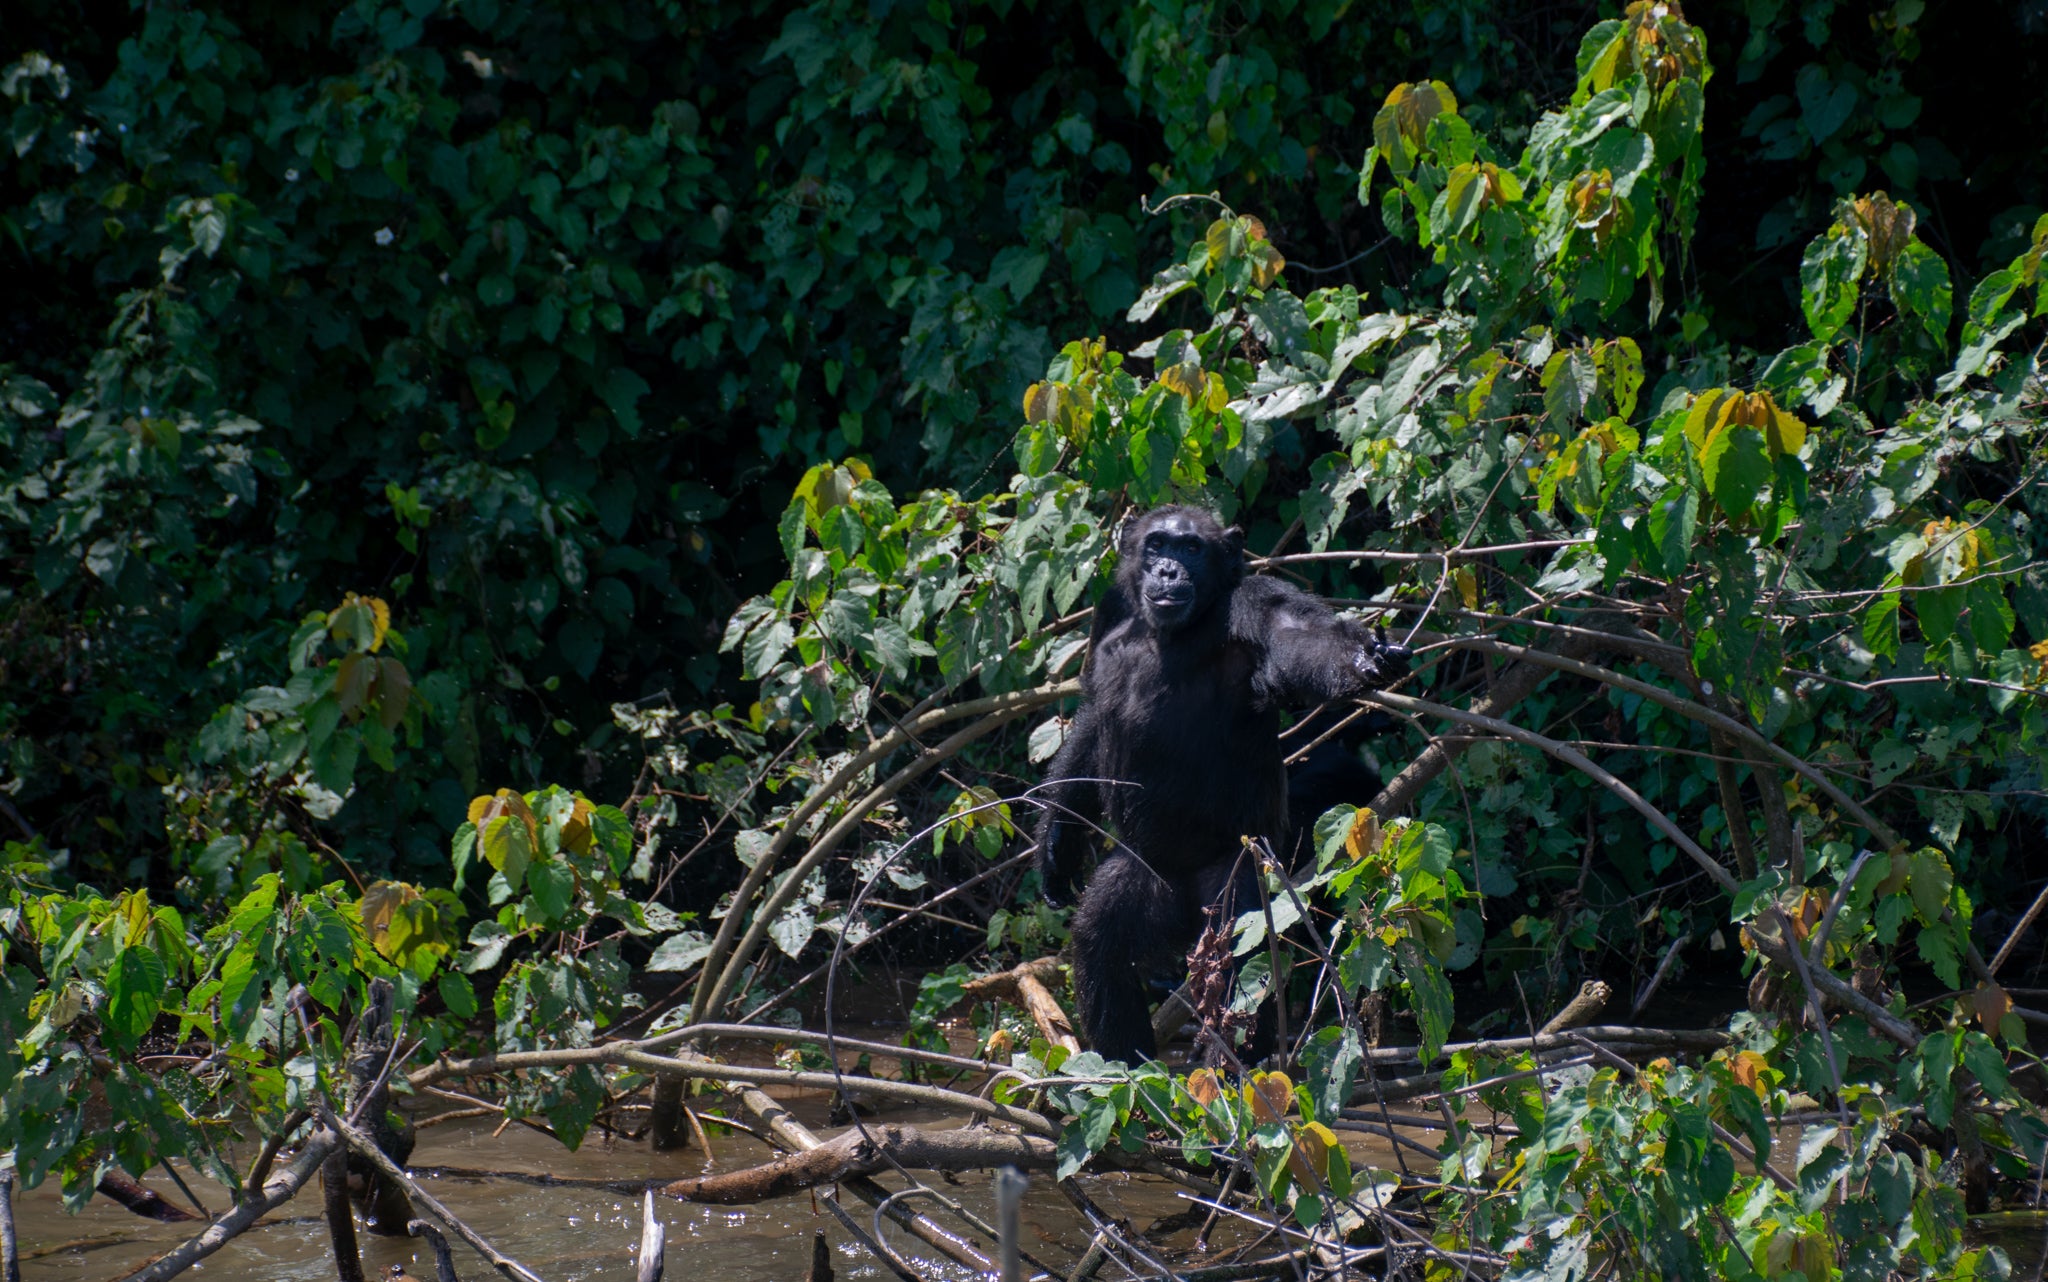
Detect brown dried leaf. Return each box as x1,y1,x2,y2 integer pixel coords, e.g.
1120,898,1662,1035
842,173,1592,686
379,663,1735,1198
1970,983,2013,1033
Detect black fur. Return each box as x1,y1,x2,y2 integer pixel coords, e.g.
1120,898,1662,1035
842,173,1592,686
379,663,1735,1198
1034,506,1407,1064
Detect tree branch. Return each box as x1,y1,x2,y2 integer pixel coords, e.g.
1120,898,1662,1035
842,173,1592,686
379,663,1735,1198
661,1124,1055,1204
1362,689,1923,1048
686,681,1078,1026
693,683,1076,1023
115,1129,338,1282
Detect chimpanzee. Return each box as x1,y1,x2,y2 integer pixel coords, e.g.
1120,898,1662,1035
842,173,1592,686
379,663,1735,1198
1034,505,1408,1064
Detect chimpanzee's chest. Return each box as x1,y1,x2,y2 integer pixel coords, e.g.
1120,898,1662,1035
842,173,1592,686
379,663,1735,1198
1087,629,1284,843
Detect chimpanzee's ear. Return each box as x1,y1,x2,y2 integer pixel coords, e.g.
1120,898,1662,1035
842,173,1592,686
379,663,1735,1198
1222,525,1247,560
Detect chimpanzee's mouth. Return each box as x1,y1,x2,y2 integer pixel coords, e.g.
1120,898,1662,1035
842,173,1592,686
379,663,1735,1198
1146,587,1194,610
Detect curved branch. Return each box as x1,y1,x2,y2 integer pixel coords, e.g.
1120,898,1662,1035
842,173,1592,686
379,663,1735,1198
697,691,1068,1022
687,680,1078,1025
1362,689,1921,1048
1427,635,1909,851
1369,634,1594,815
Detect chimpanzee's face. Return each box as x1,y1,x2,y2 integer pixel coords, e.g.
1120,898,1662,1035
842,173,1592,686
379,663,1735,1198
1132,509,1222,633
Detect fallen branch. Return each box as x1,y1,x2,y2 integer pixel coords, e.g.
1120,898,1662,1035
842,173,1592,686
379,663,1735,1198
411,1045,1059,1138
1364,1023,1727,1068
95,1172,197,1223
961,957,1079,1054
408,1220,459,1282
635,1022,1001,1076
733,1086,998,1276
115,1129,337,1282
661,1124,1054,1204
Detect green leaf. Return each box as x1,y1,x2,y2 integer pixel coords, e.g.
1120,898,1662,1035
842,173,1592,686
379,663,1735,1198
1701,426,1771,518
105,946,167,1045
482,813,534,889
598,365,651,437
1800,228,1865,343
1642,486,1696,576
437,970,479,1019
1540,349,1597,427
1795,65,1857,145
1916,585,1963,652
526,855,575,922
1864,589,1901,659
1396,941,1453,1063
1967,579,2015,653
1908,849,1952,923
302,898,353,963
1889,241,1952,346
1917,1030,1959,1128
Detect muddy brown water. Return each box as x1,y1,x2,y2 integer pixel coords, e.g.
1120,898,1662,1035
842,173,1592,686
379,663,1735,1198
13,1039,1413,1282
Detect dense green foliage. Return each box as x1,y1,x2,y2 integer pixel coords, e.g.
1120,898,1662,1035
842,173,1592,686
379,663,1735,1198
4,1,2048,1278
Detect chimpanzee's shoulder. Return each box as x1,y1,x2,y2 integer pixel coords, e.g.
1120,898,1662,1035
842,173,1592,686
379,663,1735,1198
1228,573,1326,633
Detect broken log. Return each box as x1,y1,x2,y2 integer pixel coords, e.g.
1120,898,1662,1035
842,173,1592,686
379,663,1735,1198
1538,980,1612,1036
962,958,1079,1054
95,1171,197,1223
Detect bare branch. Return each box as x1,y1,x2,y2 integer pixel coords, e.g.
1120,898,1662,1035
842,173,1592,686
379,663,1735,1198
686,680,1079,1026
661,1124,1054,1204
115,1129,337,1282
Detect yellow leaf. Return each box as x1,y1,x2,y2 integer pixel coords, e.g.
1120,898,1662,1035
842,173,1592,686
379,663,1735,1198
1384,80,1458,148
467,787,515,826
1022,381,1058,424
1682,388,1731,456
1453,566,1478,610
1186,1068,1222,1107
1287,1120,1339,1184
1204,218,1233,269
326,592,392,654
1729,1049,1770,1096
1158,362,1205,400
359,880,421,961
1203,372,1231,414
1244,1071,1294,1122
1345,807,1383,861
1249,243,1285,289
562,797,595,855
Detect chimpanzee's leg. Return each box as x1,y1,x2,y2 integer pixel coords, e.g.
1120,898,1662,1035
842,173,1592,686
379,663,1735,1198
1071,851,1188,1064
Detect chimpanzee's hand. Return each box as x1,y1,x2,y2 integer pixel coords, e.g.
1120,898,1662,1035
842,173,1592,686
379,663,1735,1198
1034,829,1077,908
1355,624,1411,688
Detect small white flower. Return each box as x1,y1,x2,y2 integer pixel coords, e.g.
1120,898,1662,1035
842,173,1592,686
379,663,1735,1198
374,226,395,246
285,168,299,182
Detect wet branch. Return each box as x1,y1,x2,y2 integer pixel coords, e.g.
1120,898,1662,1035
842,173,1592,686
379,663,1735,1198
115,1128,338,1282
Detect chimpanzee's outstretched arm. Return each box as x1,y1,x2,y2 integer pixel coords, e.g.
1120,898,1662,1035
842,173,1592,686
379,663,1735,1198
1235,577,1409,706
1032,701,1104,907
